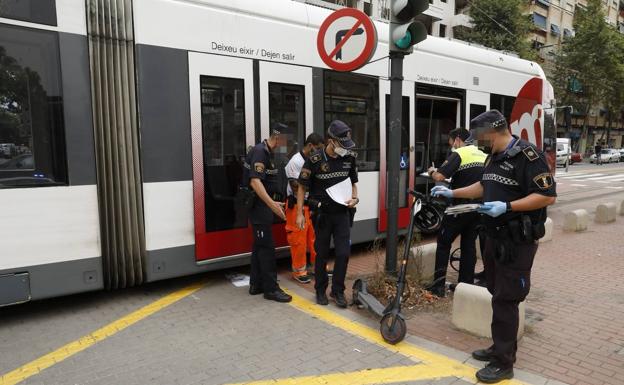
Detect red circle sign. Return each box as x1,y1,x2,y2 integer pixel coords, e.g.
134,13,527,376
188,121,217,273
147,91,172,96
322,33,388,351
317,8,378,72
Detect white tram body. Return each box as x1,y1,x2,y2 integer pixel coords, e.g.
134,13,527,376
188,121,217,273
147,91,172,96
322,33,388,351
0,0,555,306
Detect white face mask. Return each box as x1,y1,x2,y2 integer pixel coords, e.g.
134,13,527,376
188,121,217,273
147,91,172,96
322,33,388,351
333,141,349,157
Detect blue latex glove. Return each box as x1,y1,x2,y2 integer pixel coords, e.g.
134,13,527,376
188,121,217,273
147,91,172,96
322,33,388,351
478,201,507,217
430,185,453,198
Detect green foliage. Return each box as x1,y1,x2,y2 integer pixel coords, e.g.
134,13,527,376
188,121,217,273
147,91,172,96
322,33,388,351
553,0,624,125
456,0,536,60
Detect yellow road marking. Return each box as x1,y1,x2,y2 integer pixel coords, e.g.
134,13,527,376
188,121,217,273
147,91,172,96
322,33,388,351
228,363,460,385
279,288,529,385
0,281,206,385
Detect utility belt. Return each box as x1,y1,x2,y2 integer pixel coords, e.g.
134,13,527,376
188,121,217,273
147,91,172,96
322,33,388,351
236,187,284,210
310,203,356,228
485,214,545,264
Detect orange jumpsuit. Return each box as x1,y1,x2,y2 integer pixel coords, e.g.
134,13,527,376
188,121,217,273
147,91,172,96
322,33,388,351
285,204,316,277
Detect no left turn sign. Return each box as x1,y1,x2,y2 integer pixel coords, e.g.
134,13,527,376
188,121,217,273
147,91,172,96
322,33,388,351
317,8,378,72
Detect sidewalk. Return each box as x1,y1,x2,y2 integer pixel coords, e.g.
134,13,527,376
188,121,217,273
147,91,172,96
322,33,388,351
0,270,552,385
280,196,624,385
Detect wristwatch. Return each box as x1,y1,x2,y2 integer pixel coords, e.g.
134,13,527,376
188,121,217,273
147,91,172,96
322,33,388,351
352,197,359,204
506,202,512,212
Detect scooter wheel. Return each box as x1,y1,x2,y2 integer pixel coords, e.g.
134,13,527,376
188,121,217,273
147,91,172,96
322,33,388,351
380,313,407,345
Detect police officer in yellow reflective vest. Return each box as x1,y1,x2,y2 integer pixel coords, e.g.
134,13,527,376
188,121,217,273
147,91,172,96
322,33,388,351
426,128,487,297
431,110,556,383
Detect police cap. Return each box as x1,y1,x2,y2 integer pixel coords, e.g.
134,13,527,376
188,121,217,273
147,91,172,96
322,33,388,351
469,110,508,134
271,122,290,137
327,120,356,149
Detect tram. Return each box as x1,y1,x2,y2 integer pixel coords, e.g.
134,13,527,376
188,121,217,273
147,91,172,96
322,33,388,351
0,0,556,306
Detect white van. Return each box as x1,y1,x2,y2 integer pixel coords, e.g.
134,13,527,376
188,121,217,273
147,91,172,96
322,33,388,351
556,138,571,167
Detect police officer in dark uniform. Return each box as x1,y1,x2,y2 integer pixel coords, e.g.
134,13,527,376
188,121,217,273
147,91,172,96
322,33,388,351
295,120,359,308
243,123,292,303
431,110,556,383
426,128,487,297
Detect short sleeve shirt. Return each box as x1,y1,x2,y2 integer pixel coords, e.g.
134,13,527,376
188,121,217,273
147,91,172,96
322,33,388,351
480,137,556,227
243,141,281,224
285,152,305,197
298,149,358,213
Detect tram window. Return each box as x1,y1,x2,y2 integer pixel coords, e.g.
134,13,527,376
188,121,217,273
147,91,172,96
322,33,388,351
490,94,516,123
0,24,67,188
0,0,57,26
268,82,305,161
386,95,410,208
415,97,458,173
324,71,380,171
200,75,248,232
470,104,487,121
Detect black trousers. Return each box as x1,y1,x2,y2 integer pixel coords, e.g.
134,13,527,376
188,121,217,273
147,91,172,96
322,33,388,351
431,212,480,288
312,210,351,294
250,223,278,293
483,236,537,369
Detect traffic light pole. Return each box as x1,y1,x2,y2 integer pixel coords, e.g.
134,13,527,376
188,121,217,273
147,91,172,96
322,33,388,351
385,51,404,274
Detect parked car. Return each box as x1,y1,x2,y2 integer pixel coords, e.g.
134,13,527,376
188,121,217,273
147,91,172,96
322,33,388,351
570,152,582,164
556,138,571,167
619,148,624,162
590,149,620,163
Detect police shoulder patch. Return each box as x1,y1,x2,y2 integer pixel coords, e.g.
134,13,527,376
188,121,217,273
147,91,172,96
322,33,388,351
533,172,554,190
309,153,322,163
320,162,330,172
300,168,311,180
522,146,539,162
254,162,265,173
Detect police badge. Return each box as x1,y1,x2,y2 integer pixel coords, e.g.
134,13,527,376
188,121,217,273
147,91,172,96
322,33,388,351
533,173,553,190
320,163,330,173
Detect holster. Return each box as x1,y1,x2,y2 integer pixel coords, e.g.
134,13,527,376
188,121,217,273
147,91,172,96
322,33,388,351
235,186,256,210
486,226,518,264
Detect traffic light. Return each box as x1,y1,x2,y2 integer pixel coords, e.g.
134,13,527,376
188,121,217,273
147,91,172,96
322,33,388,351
389,0,429,54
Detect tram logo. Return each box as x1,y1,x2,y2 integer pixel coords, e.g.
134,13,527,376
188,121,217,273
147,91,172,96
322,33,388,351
509,77,544,150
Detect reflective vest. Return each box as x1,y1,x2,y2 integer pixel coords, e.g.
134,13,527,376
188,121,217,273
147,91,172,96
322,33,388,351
454,144,487,171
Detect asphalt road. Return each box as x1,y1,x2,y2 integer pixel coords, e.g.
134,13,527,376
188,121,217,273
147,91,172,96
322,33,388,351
554,161,624,206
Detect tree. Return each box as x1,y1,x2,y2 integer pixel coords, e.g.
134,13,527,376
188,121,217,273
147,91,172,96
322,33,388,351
553,0,624,152
455,0,536,60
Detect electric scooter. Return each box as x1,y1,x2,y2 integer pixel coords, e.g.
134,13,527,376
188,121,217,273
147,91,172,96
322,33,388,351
351,190,422,345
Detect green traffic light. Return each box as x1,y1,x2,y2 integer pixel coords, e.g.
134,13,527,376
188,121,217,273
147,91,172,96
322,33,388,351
395,30,412,49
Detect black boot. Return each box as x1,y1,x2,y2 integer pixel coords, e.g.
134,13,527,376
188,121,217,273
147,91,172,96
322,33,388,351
330,292,347,308
472,346,494,362
425,283,445,298
264,289,292,303
476,363,514,383
249,284,263,295
316,291,329,306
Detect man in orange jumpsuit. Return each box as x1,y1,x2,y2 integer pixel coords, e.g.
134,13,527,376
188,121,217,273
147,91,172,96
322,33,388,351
285,133,325,283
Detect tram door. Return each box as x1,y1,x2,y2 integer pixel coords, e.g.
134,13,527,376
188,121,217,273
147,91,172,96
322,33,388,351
189,53,256,261
414,95,461,193
259,62,313,248
378,80,415,232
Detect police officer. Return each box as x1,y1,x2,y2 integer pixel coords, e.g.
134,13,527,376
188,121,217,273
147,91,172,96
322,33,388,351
426,127,487,297
295,120,359,308
431,110,556,383
243,123,292,303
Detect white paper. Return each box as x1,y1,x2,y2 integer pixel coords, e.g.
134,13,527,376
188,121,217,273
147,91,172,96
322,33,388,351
325,178,353,206
226,273,250,287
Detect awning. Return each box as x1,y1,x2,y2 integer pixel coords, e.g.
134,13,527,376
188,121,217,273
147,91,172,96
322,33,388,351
551,23,561,36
